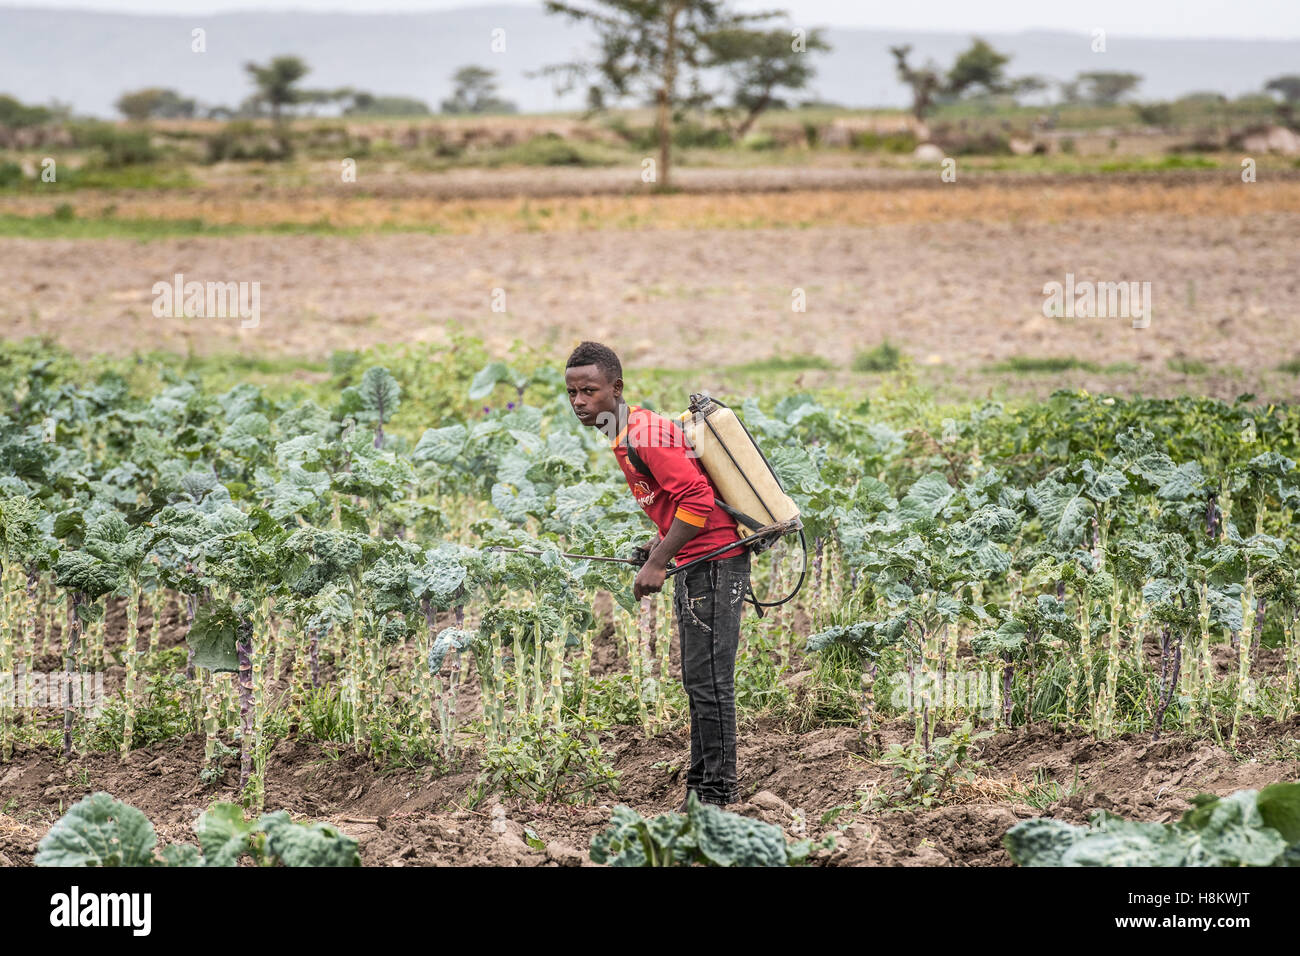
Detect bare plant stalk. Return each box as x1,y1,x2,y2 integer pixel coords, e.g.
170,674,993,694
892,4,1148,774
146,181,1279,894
577,623,594,720
655,594,670,731
235,618,255,789
490,632,507,746
44,577,62,657
308,628,320,690
121,580,141,762
202,673,222,773
249,610,269,812
1078,589,1097,732
1152,628,1183,740
1,565,16,761
634,597,652,735
446,644,463,759
1100,584,1123,738
547,614,566,726
22,567,38,683
1285,608,1299,721
146,586,165,656
1230,581,1256,749
62,593,86,759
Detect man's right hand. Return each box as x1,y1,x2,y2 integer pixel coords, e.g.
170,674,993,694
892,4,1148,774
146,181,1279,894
631,538,658,566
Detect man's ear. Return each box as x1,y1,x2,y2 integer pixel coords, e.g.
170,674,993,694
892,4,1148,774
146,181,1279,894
612,377,623,400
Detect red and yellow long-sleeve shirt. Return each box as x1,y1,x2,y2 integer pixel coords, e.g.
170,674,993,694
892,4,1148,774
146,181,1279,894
611,404,744,564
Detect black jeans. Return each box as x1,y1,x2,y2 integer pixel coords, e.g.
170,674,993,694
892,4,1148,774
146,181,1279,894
672,549,750,806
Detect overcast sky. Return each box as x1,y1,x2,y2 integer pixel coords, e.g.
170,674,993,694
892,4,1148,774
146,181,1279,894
6,0,1298,39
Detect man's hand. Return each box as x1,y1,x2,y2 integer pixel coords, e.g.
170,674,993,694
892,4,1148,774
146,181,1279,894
633,560,667,601
631,537,658,564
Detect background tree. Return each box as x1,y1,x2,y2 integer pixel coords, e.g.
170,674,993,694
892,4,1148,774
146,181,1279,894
1075,71,1142,106
440,66,518,115
890,44,943,121
1008,74,1050,105
1132,101,1173,127
543,1,803,190
115,88,197,121
945,38,1010,98
244,55,312,153
1264,74,1300,124
343,92,432,117
1264,75,1300,105
1056,78,1082,105
705,26,829,138
0,94,53,128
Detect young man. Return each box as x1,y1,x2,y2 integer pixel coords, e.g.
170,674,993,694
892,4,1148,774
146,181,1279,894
565,341,750,809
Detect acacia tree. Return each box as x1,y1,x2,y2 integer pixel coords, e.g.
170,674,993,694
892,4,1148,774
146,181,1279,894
244,55,312,153
115,88,197,121
441,66,518,115
945,38,1010,98
1075,71,1142,106
1265,75,1300,124
705,26,829,138
543,1,810,188
890,45,943,122
893,38,1029,120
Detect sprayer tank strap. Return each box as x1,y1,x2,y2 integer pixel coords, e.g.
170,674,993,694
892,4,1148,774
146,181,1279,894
625,412,765,534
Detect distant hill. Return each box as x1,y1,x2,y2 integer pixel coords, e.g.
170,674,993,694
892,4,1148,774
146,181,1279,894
1,4,1297,117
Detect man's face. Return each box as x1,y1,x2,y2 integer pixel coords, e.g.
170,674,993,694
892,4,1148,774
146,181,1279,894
565,364,621,432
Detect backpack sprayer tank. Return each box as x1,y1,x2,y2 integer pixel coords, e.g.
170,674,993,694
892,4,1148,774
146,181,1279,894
678,393,802,555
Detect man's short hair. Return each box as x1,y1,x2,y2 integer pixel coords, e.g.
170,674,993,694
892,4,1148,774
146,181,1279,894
566,341,622,384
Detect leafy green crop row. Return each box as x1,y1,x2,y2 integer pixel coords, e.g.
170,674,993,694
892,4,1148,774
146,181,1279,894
0,341,1297,818
1006,782,1300,866
35,791,360,867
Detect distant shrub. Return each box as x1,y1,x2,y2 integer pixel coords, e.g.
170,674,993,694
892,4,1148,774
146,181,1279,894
1167,357,1209,375
853,342,902,372
851,130,918,153
731,354,834,374
1167,139,1225,153
743,132,778,151
941,132,1012,156
0,94,53,128
1132,102,1174,127
204,121,287,163
0,161,24,187
604,116,656,150
494,135,607,167
68,121,159,167
988,356,1099,373
672,121,733,149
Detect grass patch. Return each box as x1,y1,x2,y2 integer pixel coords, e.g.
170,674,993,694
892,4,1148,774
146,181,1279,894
986,356,1100,374
852,341,902,372
1167,357,1209,375
0,163,196,193
0,212,447,239
727,354,836,374
1098,154,1220,173
1276,357,1300,375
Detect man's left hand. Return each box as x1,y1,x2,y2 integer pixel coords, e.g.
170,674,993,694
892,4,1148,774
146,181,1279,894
633,561,667,601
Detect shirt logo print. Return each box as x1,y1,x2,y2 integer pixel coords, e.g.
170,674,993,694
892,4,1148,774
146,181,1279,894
633,479,655,507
